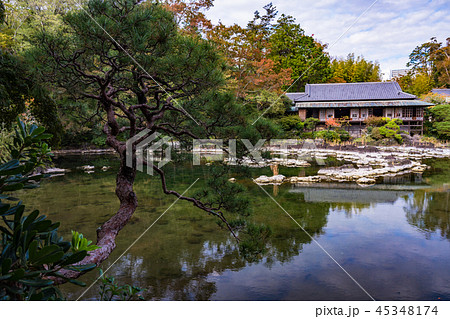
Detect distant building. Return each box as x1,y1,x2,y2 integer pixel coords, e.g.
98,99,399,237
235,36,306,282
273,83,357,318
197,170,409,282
286,82,433,136
431,89,450,103
391,69,410,79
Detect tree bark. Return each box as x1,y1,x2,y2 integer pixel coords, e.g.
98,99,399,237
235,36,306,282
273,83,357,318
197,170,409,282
55,149,138,280
89,155,137,265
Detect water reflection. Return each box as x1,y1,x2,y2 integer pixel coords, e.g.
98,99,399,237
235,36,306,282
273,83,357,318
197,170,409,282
405,188,450,240
16,156,450,300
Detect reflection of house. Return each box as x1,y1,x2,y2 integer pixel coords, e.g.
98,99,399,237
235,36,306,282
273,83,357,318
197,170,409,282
431,88,450,103
288,184,428,204
286,82,433,136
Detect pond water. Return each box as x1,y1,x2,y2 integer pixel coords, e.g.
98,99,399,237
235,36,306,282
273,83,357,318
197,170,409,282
17,154,450,301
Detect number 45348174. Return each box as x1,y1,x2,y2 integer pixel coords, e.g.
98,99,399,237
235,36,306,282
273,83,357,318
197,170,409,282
376,306,438,316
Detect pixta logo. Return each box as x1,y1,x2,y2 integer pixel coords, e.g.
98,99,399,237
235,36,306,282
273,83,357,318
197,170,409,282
126,129,172,175
126,134,326,175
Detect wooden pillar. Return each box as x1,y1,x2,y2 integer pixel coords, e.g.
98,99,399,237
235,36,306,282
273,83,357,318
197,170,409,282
298,109,307,121
270,164,279,176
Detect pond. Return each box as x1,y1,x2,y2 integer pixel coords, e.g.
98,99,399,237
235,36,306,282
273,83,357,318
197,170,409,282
17,154,450,300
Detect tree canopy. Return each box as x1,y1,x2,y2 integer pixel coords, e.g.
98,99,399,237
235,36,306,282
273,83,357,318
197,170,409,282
31,0,277,274
328,53,382,83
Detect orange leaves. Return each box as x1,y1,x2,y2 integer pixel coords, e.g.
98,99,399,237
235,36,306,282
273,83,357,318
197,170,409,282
163,0,213,35
244,58,292,95
325,117,341,128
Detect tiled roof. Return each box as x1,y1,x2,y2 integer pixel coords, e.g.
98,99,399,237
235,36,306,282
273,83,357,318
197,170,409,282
286,82,417,102
432,89,450,96
289,99,433,111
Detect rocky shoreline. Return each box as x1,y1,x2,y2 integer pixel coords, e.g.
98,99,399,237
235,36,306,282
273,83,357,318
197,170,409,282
253,145,449,186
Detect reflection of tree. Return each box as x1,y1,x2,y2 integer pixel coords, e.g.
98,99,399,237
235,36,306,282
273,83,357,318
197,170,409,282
330,202,371,218
70,188,332,300
405,190,450,240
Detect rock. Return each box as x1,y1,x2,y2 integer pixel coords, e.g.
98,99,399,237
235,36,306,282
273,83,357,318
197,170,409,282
254,175,286,185
288,176,322,183
411,165,427,173
44,167,66,174
356,177,376,185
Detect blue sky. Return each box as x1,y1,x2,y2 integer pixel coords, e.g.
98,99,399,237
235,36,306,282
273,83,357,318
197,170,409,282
206,0,450,79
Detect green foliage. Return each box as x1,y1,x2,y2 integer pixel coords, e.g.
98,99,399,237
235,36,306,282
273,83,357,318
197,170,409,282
246,90,289,117
329,53,382,83
71,231,100,253
195,165,252,218
277,116,304,131
269,14,332,91
98,269,145,301
0,1,5,25
0,50,62,144
0,119,97,300
407,37,449,88
397,72,434,96
0,123,14,162
314,130,340,142
304,117,319,131
312,128,350,143
338,129,350,141
238,223,272,262
427,104,450,140
370,127,383,140
370,119,403,143
364,116,388,127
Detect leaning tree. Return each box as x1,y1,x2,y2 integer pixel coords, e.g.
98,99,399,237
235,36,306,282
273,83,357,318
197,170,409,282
31,0,275,276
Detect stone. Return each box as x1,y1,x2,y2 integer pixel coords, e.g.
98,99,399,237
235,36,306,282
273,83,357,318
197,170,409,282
254,175,286,185
356,177,376,184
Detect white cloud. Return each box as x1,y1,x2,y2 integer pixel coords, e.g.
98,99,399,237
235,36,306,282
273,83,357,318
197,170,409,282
206,0,450,80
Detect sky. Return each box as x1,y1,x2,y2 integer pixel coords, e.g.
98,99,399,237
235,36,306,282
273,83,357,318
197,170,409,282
206,0,450,80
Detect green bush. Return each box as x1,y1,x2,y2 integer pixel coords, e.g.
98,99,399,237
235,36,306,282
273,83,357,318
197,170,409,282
0,119,97,300
370,127,383,140
300,132,314,139
314,130,340,142
338,129,351,141
98,269,145,301
370,119,403,143
364,116,388,127
304,118,319,131
277,116,304,131
428,104,450,140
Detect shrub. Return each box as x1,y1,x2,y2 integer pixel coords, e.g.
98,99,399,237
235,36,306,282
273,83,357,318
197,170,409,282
370,127,383,140
364,116,388,127
338,129,351,141
314,130,340,142
0,119,97,300
304,118,319,131
428,104,450,140
370,119,403,143
325,117,341,128
277,116,304,131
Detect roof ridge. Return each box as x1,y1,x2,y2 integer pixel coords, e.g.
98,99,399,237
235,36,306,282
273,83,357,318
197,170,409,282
307,81,394,86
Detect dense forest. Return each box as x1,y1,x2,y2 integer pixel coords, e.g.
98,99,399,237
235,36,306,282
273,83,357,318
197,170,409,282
0,0,389,148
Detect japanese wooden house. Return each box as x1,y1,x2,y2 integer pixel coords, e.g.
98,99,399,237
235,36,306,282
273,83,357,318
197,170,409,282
286,82,433,136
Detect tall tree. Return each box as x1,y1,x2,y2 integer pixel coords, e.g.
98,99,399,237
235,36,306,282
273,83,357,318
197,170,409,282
269,14,332,92
207,4,291,98
33,0,272,276
162,0,213,35
328,53,381,83
407,37,450,88
0,1,62,141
